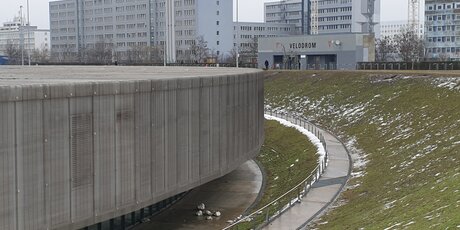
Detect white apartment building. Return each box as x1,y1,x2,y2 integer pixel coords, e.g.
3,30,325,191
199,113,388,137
0,17,50,57
234,22,296,63
235,22,296,48
49,0,233,63
264,0,308,35
318,0,380,35
264,0,380,35
425,0,460,61
380,21,424,38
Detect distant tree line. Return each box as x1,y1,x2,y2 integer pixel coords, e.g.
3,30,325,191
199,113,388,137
375,27,425,62
35,34,259,66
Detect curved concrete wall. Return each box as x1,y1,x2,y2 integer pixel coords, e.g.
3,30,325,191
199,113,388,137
0,67,264,230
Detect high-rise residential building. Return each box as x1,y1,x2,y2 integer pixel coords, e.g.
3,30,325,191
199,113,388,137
264,0,309,35
264,0,380,35
425,0,460,61
49,0,233,63
0,17,50,58
380,21,424,38
234,22,296,63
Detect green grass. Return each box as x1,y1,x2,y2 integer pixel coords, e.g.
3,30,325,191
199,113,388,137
264,70,460,229
257,120,318,205
236,120,318,229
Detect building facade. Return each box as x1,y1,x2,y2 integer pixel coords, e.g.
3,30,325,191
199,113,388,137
0,17,50,59
258,33,375,70
264,0,309,35
380,21,424,38
318,0,380,35
234,22,296,63
49,0,233,63
425,0,460,61
264,0,380,36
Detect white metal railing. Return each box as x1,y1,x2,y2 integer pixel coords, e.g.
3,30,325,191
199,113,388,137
222,110,329,230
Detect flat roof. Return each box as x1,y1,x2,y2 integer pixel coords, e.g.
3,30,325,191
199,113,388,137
0,66,261,86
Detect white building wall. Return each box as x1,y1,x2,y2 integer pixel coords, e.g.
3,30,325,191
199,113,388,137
0,19,50,56
380,21,424,38
425,0,460,61
196,0,233,60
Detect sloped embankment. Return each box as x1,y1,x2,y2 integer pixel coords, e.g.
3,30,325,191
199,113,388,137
265,71,460,229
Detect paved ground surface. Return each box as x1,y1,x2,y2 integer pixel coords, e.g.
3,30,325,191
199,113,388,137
0,66,260,85
133,160,263,230
263,119,351,230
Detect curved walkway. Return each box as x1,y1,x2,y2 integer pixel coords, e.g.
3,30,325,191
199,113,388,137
263,118,352,230
133,160,263,230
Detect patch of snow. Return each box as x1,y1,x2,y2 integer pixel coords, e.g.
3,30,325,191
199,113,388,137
384,222,402,230
432,77,460,91
403,221,415,227
264,115,326,162
384,200,397,210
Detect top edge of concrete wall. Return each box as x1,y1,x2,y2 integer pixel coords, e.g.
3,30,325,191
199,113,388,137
0,66,263,102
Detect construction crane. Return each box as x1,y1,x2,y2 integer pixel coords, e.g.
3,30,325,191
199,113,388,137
408,0,420,32
310,0,318,34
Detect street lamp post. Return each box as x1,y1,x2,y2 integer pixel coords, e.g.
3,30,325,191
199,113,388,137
27,0,31,66
20,5,24,66
236,0,239,68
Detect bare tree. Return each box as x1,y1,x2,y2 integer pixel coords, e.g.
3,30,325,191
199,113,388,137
375,36,396,62
126,45,152,64
241,36,258,64
222,47,238,65
394,27,425,62
31,48,50,63
190,35,209,63
88,40,113,64
5,41,21,64
149,45,163,64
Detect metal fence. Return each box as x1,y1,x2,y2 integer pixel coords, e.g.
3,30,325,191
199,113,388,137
357,61,460,71
222,111,329,230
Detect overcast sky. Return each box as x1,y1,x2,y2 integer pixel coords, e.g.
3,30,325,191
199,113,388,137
1,0,410,29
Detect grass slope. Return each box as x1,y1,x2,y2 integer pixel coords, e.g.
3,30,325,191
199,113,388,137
264,71,460,229
237,120,318,229
257,120,318,206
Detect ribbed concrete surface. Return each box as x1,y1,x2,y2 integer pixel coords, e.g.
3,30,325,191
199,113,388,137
0,66,264,230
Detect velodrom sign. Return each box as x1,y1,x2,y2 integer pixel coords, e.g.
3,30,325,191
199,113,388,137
289,42,317,50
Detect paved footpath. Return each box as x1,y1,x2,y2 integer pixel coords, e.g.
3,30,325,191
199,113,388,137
133,160,263,230
264,120,352,230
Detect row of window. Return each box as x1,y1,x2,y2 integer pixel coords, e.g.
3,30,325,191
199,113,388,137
427,36,457,43
49,2,76,10
265,3,302,11
319,0,352,6
427,25,456,32
427,3,460,11
426,14,460,21
50,20,76,26
318,6,352,13
319,15,352,22
427,47,460,54
319,24,350,30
